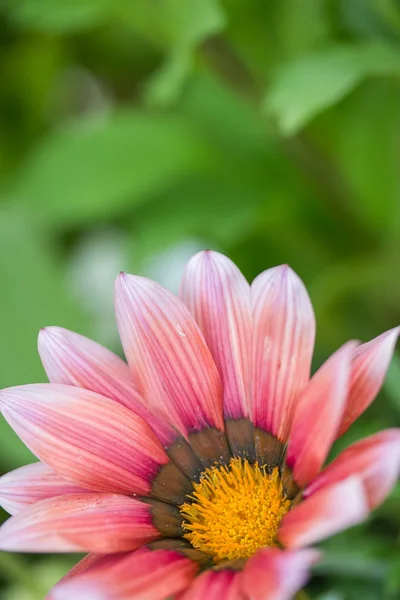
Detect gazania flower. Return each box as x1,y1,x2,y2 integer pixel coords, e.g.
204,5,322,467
0,251,399,600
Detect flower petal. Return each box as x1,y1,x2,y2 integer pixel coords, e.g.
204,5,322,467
0,494,159,553
114,273,223,436
38,326,174,445
0,384,168,495
278,477,368,549
251,265,315,441
305,429,400,509
180,251,251,421
0,462,90,515
179,569,239,600
240,547,320,600
50,548,198,600
286,341,356,487
338,328,399,437
56,553,115,583
38,327,141,409
46,554,127,599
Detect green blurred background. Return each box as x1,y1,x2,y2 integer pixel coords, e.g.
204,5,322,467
1,0,400,598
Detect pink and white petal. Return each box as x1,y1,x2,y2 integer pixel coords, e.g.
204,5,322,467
0,384,168,495
38,327,174,446
47,554,124,599
0,462,90,515
180,251,251,420
305,429,400,509
338,328,399,437
50,548,198,600
278,477,369,549
0,493,159,553
251,265,315,441
286,341,356,487
240,547,320,600
38,327,143,409
178,569,240,600
57,553,115,583
115,273,223,436
48,553,138,599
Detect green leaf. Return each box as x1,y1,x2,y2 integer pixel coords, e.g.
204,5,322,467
1,0,112,32
130,177,259,266
0,208,88,467
180,70,272,152
8,110,215,228
308,78,400,233
342,0,400,38
274,0,332,60
145,0,226,105
265,43,400,135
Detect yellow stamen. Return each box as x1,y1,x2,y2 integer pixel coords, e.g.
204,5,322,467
180,458,291,563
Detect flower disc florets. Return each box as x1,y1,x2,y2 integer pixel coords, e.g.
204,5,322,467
180,458,291,562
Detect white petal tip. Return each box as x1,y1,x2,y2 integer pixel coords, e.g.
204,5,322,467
379,326,399,351
115,271,133,288
115,272,152,294
185,250,241,272
37,326,65,347
0,388,15,410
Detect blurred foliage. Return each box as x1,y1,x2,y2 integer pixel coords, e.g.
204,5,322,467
1,0,400,598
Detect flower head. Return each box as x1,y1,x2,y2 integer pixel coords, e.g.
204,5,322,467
0,251,399,600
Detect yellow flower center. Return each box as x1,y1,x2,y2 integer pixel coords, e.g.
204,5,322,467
180,457,291,563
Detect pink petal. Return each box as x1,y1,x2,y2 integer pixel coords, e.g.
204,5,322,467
278,477,369,549
114,273,223,436
180,251,251,420
47,554,125,599
0,462,90,515
251,265,315,441
0,493,159,553
178,569,239,600
38,327,141,408
286,341,356,487
50,548,198,600
0,384,168,495
38,326,174,445
240,547,320,600
56,553,115,583
338,328,399,437
48,553,137,599
305,429,400,509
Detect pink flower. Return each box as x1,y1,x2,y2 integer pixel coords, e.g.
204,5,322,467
0,251,399,600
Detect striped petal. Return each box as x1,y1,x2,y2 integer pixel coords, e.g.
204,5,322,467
50,548,198,600
0,462,90,515
286,341,356,487
338,328,399,437
179,569,240,600
55,553,115,583
279,477,368,549
240,547,320,600
47,554,128,599
305,429,400,509
38,327,142,409
115,273,223,437
251,265,315,441
180,251,251,420
38,326,174,445
0,384,168,495
0,494,159,553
